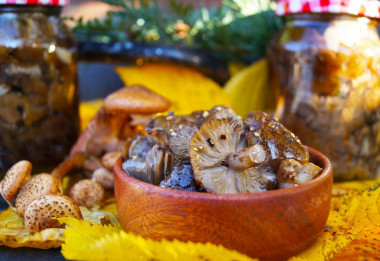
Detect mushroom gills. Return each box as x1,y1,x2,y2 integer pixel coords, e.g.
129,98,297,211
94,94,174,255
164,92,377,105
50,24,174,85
190,119,278,194
123,145,174,185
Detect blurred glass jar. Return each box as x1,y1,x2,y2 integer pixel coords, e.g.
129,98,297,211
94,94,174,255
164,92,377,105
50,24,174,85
268,0,380,180
0,1,79,172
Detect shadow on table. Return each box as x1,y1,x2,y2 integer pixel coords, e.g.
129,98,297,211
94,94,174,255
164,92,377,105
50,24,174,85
0,246,65,261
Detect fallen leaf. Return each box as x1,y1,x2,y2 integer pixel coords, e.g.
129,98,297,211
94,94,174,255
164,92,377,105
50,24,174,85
0,203,120,249
60,217,255,261
116,64,234,115
291,179,380,260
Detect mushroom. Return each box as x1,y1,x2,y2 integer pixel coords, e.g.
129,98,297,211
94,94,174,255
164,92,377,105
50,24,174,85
277,159,322,189
244,111,310,170
92,167,114,189
15,173,63,217
101,151,121,170
83,155,103,177
69,179,105,208
123,144,173,185
24,194,82,233
127,135,157,159
189,119,276,193
203,105,241,124
70,108,130,156
0,160,32,207
146,114,199,159
103,85,171,114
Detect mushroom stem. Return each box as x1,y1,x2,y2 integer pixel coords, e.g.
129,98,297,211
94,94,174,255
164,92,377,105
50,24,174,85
227,144,266,170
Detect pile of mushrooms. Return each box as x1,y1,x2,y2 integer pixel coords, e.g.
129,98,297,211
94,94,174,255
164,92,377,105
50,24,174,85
122,107,322,193
0,85,171,233
62,85,171,198
0,161,82,233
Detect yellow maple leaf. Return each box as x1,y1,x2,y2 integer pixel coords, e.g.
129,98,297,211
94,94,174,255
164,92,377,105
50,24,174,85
79,100,104,132
0,208,64,248
224,59,273,116
60,217,256,261
292,179,380,260
115,64,234,115
0,202,120,249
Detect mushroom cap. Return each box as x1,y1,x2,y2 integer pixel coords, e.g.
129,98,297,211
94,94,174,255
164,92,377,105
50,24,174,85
92,167,114,189
0,160,32,207
69,179,105,208
24,194,82,233
83,155,103,176
128,135,156,159
146,114,199,159
104,85,171,114
277,159,322,189
101,151,121,170
203,105,241,124
244,111,309,169
15,173,63,217
190,119,274,193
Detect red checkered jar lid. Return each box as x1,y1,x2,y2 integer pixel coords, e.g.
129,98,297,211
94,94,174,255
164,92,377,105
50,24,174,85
276,0,380,19
0,0,69,6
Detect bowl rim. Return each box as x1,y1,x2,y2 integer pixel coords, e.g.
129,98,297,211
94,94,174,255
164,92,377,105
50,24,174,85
114,146,333,200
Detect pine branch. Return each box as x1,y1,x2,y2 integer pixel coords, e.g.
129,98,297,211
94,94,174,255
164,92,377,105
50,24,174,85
73,0,282,62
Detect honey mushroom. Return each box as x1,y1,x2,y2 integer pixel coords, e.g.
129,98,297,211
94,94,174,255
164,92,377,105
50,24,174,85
69,179,105,208
277,159,322,189
0,160,32,207
190,118,277,194
101,151,121,170
15,173,63,217
92,167,114,189
24,194,82,233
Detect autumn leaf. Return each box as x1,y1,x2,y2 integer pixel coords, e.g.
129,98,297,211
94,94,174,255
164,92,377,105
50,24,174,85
224,59,273,116
292,179,380,260
60,217,255,261
116,64,234,115
0,203,120,249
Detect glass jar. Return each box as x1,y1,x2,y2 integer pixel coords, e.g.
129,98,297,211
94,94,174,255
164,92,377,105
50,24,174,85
0,4,79,173
268,12,380,180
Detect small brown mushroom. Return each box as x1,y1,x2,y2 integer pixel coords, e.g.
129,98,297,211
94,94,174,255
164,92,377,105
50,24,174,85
277,159,322,189
190,119,276,193
69,179,105,208
15,173,63,217
244,111,310,169
146,114,198,158
0,160,32,207
92,167,114,189
123,144,173,185
103,85,171,114
70,108,130,156
101,151,121,170
83,155,103,177
203,105,241,124
24,194,82,233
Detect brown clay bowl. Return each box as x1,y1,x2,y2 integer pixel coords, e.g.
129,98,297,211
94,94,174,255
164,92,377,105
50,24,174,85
114,147,333,261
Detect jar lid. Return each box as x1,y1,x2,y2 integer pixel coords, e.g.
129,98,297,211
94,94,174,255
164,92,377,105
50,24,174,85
0,0,69,6
276,0,380,19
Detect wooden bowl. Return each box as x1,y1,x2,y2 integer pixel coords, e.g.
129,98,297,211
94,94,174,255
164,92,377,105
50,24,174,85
114,147,333,261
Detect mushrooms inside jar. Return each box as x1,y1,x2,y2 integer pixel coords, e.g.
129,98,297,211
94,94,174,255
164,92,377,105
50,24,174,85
122,106,323,194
